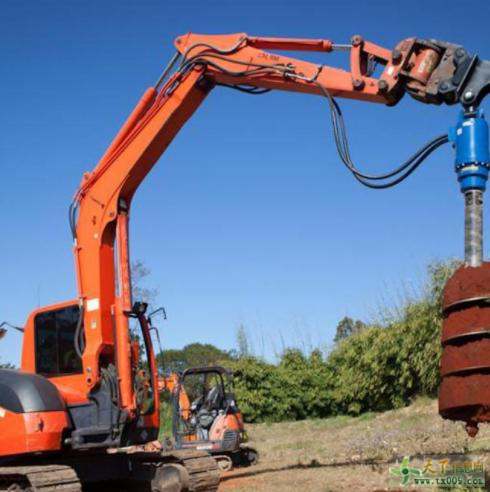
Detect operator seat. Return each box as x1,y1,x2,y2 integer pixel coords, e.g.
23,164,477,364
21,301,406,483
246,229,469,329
204,385,222,411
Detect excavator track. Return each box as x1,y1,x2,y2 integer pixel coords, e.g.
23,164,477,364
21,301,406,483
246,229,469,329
170,450,220,491
128,449,220,491
0,450,218,492
0,465,81,492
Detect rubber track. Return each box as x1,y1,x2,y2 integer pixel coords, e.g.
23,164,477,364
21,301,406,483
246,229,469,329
126,449,220,491
177,451,220,491
0,465,81,492
0,450,219,492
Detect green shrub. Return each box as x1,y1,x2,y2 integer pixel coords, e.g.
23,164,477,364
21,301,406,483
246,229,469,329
227,260,457,423
159,396,174,439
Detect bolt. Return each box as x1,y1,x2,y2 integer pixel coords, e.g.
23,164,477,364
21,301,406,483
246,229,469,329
352,78,364,90
351,35,362,47
439,81,450,92
378,80,388,93
464,90,475,102
455,47,466,59
392,49,402,64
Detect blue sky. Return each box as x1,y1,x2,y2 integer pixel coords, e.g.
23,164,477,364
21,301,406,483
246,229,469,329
1,0,489,364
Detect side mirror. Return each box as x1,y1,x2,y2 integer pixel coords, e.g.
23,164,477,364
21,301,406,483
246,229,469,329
0,322,24,338
148,307,167,327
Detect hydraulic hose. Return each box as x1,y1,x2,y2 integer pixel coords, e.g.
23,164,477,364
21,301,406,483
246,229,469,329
74,303,85,359
316,83,450,188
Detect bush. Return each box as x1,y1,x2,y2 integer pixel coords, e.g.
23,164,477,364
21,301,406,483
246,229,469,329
226,356,284,422
326,299,441,416
227,260,457,423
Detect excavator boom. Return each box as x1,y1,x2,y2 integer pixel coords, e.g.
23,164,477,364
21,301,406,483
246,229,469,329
67,32,476,422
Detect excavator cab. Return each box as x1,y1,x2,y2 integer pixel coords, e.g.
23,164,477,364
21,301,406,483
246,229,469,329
0,302,84,458
172,366,258,471
14,300,160,454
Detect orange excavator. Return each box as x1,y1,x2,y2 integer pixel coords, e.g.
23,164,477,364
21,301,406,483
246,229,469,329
160,367,258,471
0,31,489,491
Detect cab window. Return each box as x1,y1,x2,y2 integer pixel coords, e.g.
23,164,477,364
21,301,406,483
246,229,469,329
35,305,83,376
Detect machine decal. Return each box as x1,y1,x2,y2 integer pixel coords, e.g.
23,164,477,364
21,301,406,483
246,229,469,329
86,298,100,312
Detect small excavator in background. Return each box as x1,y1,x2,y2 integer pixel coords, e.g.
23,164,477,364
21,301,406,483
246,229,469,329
160,367,258,471
0,29,489,491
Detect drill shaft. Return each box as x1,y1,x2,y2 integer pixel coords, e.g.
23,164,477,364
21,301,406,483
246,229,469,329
465,190,484,267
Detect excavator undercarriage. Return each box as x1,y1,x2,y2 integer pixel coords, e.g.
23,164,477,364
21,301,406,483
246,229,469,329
0,449,219,491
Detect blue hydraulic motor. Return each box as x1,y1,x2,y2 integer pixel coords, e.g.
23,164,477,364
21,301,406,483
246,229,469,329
450,109,490,267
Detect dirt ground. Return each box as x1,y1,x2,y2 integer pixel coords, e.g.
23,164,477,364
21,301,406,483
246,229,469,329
219,398,490,491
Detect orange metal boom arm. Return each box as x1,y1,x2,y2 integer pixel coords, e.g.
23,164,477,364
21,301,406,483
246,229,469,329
71,32,450,414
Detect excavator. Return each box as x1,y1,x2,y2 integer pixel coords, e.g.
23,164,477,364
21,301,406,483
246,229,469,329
160,367,258,472
0,30,489,491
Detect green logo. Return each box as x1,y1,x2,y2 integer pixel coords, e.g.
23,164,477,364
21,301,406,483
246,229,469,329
390,456,422,486
389,455,485,488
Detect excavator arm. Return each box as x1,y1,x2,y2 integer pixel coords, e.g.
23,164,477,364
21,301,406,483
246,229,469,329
68,32,487,420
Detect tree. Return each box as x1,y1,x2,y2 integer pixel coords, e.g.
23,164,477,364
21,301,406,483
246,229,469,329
158,343,232,373
131,260,159,308
334,316,366,343
129,260,160,366
235,324,250,358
